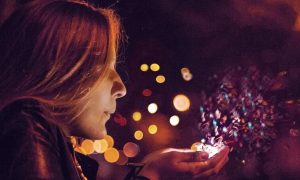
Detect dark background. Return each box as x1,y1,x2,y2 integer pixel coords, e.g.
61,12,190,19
1,0,300,179
103,0,300,179
104,0,300,179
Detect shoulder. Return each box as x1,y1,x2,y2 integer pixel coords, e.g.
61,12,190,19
0,99,65,179
0,99,59,143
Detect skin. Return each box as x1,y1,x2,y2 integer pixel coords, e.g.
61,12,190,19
139,147,229,179
65,47,127,140
62,40,229,179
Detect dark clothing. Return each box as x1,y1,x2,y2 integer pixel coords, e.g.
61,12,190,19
0,99,150,180
0,100,98,179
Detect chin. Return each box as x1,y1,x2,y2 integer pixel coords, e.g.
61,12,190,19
76,128,107,140
89,129,107,140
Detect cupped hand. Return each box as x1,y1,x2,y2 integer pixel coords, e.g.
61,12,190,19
139,147,229,180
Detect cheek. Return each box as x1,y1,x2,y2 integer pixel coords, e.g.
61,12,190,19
87,98,105,115
89,92,111,111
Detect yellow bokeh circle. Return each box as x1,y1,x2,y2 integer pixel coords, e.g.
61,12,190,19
132,112,142,121
103,135,114,148
150,63,160,72
81,139,94,155
191,142,202,151
134,130,144,140
148,124,158,135
93,139,108,153
156,75,166,84
104,148,120,163
140,64,149,72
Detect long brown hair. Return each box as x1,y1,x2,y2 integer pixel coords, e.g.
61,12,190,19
0,0,122,123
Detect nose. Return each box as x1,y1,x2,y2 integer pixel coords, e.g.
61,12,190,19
112,71,127,99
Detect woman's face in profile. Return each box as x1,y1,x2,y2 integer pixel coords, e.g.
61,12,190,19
69,48,127,139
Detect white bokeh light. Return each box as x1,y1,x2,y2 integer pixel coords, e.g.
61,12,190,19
169,115,180,126
148,103,158,114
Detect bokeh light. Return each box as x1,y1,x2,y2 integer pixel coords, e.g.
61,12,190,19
169,115,180,126
93,139,108,153
181,67,193,81
155,75,166,84
140,64,149,72
104,148,119,163
134,130,144,140
74,146,87,155
147,103,158,114
116,150,129,165
181,67,190,74
81,139,94,155
114,113,127,126
132,111,142,121
150,63,160,71
191,142,201,151
148,124,158,134
142,89,152,97
104,135,114,148
123,142,140,158
173,94,191,112
70,136,77,148
183,73,193,81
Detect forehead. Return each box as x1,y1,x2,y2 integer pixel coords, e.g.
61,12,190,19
108,45,117,66
107,37,117,65
91,35,116,67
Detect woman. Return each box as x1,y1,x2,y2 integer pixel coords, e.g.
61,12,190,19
0,0,229,179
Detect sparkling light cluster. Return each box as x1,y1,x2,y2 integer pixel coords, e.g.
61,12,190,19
196,65,281,155
194,139,225,158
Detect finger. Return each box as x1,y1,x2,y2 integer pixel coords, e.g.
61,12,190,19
205,146,229,169
181,151,209,162
196,151,228,176
193,156,229,179
175,147,229,174
172,149,209,162
176,161,207,174
194,151,209,161
214,156,229,173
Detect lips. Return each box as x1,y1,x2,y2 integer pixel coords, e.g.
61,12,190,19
104,111,114,119
104,107,115,119
104,112,111,117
